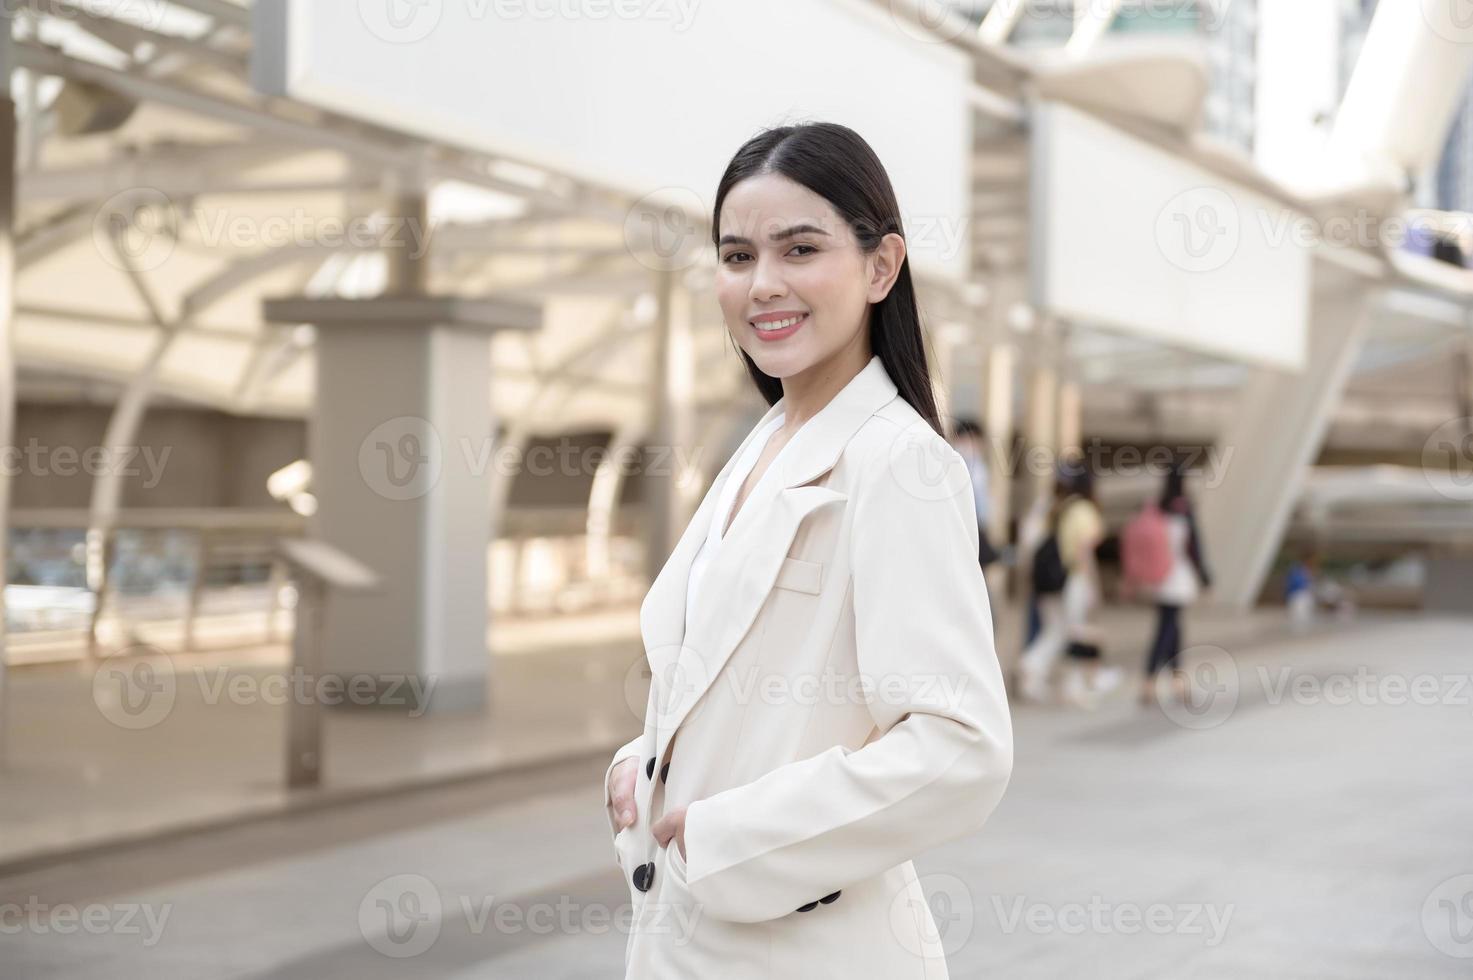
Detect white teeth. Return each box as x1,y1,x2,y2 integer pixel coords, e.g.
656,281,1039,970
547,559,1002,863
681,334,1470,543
754,314,804,331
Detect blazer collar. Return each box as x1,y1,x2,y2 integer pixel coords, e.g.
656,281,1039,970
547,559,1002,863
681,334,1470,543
636,353,900,754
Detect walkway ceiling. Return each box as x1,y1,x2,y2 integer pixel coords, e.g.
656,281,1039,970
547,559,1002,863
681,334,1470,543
6,0,1469,439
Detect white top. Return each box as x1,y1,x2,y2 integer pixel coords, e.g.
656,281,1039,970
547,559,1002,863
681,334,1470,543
685,411,788,634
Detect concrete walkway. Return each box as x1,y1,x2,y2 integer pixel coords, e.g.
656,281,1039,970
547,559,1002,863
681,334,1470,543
0,598,1412,872
1,613,1468,977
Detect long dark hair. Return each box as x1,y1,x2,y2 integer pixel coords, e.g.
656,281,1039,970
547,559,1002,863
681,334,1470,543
711,122,942,436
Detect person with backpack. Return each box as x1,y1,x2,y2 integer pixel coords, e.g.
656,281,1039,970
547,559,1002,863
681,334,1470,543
1017,458,1120,706
1123,462,1212,705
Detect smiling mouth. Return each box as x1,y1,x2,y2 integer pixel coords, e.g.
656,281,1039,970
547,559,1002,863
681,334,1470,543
751,313,808,332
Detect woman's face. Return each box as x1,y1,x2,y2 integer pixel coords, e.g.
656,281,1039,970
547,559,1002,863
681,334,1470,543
714,173,901,381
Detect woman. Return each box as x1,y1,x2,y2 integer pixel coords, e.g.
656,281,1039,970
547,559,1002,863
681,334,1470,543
1017,459,1118,706
601,123,1013,978
1140,463,1212,704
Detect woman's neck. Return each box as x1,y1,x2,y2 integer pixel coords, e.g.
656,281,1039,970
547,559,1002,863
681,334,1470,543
777,339,873,435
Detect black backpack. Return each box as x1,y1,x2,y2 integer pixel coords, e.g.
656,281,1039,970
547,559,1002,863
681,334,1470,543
1032,534,1068,596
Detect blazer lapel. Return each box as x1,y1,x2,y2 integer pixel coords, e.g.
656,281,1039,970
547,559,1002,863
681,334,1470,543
639,354,901,770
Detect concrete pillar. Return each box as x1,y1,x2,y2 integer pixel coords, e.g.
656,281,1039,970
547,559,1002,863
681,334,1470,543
263,295,538,713
1056,376,1082,460
981,339,1016,601
1196,267,1377,609
1022,319,1060,511
644,270,698,580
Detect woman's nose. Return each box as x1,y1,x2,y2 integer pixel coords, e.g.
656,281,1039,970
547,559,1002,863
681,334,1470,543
749,255,787,301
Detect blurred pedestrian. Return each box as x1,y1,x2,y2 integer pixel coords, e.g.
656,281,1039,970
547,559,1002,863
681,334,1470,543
1126,462,1212,705
1017,457,1120,706
952,418,1000,569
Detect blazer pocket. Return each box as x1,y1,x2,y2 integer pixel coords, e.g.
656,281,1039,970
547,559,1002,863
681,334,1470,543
774,556,822,595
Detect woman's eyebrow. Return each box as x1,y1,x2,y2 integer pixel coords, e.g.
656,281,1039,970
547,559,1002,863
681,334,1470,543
718,224,832,247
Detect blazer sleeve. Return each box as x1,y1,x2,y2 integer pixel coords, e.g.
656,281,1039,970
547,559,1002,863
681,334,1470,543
679,434,1015,923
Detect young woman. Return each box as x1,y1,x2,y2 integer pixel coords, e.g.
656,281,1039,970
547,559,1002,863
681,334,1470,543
1139,463,1212,704
601,122,1013,978
1017,459,1119,706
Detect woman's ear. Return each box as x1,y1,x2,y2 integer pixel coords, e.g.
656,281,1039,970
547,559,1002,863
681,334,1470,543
866,232,907,304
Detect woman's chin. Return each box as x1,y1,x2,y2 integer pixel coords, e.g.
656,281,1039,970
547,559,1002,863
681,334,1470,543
747,345,814,380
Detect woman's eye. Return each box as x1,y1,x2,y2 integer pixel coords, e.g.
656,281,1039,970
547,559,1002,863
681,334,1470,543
789,244,817,257
721,251,752,264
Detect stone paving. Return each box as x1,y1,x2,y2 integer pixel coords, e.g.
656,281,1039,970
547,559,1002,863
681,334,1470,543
2,612,1469,978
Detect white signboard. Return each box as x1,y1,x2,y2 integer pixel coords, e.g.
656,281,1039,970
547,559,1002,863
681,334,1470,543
1031,102,1311,370
254,0,974,279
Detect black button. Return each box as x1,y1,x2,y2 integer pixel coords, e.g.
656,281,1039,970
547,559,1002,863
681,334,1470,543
633,862,654,892
820,890,840,904
645,757,655,780
796,900,818,912
659,761,670,784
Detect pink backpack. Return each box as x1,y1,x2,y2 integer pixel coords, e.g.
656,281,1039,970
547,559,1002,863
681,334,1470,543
1122,502,1173,587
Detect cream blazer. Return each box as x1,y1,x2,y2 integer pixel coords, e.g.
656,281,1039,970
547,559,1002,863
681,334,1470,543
602,354,1014,978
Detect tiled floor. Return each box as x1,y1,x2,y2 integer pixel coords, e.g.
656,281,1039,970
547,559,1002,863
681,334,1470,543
2,611,1468,978
0,597,1325,869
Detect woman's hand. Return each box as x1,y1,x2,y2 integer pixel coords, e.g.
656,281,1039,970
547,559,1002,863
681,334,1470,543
608,757,639,831
652,806,687,861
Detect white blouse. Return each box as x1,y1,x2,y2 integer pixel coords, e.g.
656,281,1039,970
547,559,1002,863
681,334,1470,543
684,411,789,634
